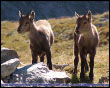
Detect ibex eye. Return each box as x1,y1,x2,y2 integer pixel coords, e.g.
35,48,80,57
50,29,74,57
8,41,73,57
25,22,29,25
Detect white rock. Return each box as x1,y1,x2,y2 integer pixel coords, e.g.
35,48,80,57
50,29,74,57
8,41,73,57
1,80,5,87
1,58,20,79
1,80,4,84
9,62,70,85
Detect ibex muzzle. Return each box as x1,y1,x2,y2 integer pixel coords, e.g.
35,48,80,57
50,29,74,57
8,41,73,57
17,24,22,33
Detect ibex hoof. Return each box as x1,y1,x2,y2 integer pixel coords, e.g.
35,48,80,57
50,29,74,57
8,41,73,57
89,73,94,81
80,72,85,80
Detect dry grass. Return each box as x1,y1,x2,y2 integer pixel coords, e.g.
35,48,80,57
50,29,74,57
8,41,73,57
1,11,109,84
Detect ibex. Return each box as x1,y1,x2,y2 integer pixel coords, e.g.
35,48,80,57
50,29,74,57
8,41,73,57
73,11,99,81
17,10,54,70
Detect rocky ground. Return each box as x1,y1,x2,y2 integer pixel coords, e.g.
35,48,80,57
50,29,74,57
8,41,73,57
1,48,71,87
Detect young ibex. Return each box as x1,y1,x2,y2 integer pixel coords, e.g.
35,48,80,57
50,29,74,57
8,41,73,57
73,11,99,81
17,10,54,70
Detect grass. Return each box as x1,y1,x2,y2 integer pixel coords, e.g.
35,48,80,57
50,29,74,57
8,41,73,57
1,11,109,84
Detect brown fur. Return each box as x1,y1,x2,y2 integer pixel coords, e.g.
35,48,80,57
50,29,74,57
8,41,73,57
17,11,54,70
73,11,99,81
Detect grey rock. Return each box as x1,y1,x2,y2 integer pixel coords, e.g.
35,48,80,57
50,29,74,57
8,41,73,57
1,58,20,79
9,62,70,85
1,80,5,87
1,47,19,64
1,80,4,84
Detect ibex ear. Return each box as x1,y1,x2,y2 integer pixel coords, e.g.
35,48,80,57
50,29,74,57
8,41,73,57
75,12,79,18
88,10,92,22
29,10,35,21
19,10,22,17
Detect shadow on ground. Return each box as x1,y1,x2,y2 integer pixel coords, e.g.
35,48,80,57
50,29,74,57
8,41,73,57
71,74,93,84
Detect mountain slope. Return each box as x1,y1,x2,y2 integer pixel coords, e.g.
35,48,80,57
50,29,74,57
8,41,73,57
1,1,109,20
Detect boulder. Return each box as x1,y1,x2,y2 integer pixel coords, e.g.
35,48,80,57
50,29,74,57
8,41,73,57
1,58,20,79
9,62,70,85
1,80,5,87
1,80,4,84
1,47,19,64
